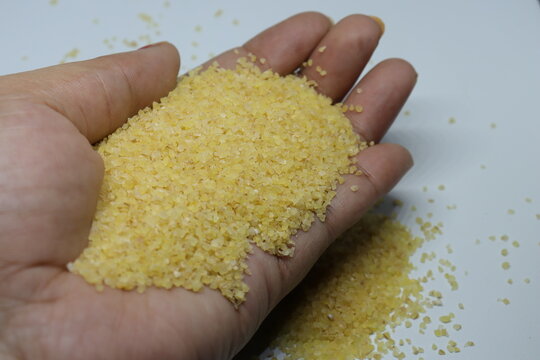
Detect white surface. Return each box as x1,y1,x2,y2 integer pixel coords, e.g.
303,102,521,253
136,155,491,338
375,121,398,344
2,1,540,359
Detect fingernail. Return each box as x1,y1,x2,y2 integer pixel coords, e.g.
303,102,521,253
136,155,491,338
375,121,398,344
138,41,167,50
369,16,385,36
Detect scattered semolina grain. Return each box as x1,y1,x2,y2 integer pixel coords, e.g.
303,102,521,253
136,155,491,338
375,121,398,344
498,298,510,305
350,185,359,192
438,185,445,191
122,39,138,48
439,313,454,324
70,59,363,304
507,278,513,284
447,340,460,353
448,117,456,124
502,262,510,270
138,13,158,28
405,320,412,328
524,278,531,284
318,45,327,53
464,341,475,347
444,273,459,290
392,199,404,207
507,209,515,215
59,48,79,64
214,9,223,17
512,240,520,248
501,249,509,256
315,65,328,76
265,214,427,360
453,324,462,331
434,327,449,337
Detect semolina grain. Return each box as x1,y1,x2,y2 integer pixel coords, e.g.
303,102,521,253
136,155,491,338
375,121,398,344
70,59,363,304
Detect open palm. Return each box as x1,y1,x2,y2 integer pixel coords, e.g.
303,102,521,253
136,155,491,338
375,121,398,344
0,13,416,360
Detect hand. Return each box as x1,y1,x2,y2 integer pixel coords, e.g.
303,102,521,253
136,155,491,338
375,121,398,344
0,12,416,360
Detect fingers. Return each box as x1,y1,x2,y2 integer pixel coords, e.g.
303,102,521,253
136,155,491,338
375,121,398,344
201,12,332,73
344,58,418,142
300,14,383,101
0,42,180,144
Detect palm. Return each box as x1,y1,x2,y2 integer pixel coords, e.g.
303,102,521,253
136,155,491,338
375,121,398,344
0,13,416,360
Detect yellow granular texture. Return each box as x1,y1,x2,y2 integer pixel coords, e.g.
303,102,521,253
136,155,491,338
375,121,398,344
69,59,361,304
267,213,426,360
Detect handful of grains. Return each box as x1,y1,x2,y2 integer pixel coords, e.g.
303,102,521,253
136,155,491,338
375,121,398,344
69,58,367,304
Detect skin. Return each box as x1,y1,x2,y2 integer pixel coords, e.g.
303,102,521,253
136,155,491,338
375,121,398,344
0,12,416,360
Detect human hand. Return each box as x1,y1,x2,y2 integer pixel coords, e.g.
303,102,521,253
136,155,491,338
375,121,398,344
0,12,416,360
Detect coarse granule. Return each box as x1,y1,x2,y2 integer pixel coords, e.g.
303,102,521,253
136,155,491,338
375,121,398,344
70,59,363,304
444,273,459,290
434,327,449,337
264,213,427,360
498,298,510,305
439,313,454,324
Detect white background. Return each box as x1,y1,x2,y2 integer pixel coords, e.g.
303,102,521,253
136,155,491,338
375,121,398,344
1,1,539,359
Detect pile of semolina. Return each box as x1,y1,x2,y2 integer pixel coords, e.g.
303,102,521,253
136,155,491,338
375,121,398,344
69,58,365,304
260,213,427,360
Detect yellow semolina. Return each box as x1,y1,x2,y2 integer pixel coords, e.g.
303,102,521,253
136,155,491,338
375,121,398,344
69,59,364,305
268,214,427,360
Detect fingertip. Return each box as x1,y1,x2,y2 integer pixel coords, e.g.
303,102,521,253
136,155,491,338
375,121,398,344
379,58,418,84
368,15,386,35
337,14,383,45
357,143,413,194
137,41,181,78
382,142,414,172
291,11,333,30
